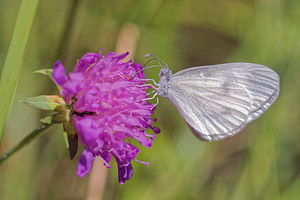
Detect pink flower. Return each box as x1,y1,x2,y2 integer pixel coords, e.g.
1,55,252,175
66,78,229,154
52,49,160,184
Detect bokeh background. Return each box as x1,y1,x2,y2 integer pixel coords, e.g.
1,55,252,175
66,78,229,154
1,0,300,199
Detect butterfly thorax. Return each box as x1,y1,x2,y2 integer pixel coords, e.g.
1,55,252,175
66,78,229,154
157,68,172,97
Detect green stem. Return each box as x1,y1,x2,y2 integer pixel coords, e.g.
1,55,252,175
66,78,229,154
0,123,53,165
0,0,40,144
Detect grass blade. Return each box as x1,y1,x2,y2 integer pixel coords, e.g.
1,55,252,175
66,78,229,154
0,0,40,143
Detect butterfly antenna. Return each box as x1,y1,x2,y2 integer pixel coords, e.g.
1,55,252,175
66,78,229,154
144,54,163,70
142,57,158,68
129,54,168,79
129,65,164,79
144,54,169,69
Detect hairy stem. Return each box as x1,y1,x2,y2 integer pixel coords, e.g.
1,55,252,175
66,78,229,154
0,123,53,165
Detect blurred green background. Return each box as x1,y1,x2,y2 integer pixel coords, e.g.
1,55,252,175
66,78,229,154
0,0,300,199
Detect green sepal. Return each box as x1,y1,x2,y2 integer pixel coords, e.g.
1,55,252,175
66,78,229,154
22,95,66,112
33,69,61,91
63,131,69,148
33,68,53,77
67,133,78,160
39,110,70,124
52,110,70,123
63,120,78,160
40,116,53,124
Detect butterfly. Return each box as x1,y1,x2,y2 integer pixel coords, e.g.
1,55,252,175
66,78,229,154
144,55,280,141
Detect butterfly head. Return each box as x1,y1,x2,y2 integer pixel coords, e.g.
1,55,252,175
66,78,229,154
159,67,172,80
142,54,172,97
157,68,172,97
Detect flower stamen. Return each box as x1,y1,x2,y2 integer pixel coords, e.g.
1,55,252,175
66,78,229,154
134,159,149,166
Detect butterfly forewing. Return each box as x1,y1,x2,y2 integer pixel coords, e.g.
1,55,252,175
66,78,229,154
166,63,280,141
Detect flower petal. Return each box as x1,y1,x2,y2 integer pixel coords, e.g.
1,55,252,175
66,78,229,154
61,72,85,105
118,162,133,185
77,149,95,177
52,61,67,86
74,53,100,73
131,63,145,79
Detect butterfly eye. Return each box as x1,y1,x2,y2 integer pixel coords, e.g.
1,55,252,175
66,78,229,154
159,71,164,77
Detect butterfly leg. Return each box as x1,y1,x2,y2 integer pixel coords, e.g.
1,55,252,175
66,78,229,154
135,83,158,90
142,92,159,109
146,90,156,96
136,89,159,109
142,92,158,101
137,78,158,87
145,79,158,87
150,95,159,110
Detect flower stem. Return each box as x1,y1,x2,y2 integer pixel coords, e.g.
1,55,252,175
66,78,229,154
0,123,53,165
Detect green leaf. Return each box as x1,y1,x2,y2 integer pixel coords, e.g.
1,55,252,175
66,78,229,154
0,0,40,143
22,95,66,111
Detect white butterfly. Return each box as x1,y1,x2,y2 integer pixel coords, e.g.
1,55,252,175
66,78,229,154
144,55,280,141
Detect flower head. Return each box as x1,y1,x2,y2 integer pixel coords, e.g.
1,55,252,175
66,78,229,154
52,49,160,184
